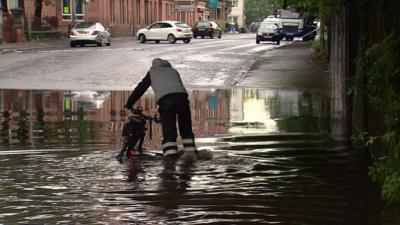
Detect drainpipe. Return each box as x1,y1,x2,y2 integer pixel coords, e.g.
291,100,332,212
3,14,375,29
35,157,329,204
27,0,32,40
0,4,3,43
85,0,89,22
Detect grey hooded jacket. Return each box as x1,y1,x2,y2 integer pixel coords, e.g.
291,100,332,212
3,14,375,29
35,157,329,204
149,58,187,103
125,59,188,108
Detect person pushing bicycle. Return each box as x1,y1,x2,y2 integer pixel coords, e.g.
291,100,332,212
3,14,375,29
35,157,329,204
124,58,197,160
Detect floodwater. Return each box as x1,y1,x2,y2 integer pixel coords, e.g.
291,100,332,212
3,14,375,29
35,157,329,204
0,88,397,224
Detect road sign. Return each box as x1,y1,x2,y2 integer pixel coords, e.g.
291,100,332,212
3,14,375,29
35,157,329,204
208,0,217,9
175,0,195,11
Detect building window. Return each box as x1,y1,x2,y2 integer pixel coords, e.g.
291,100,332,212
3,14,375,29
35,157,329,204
120,0,127,24
62,0,72,20
231,16,238,24
75,0,85,21
166,3,170,19
6,0,22,13
62,0,85,21
110,0,115,23
232,0,238,7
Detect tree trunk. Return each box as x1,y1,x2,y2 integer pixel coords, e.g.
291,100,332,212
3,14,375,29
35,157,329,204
330,0,350,142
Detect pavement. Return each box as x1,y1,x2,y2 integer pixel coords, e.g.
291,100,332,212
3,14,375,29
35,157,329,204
0,36,136,53
239,40,329,90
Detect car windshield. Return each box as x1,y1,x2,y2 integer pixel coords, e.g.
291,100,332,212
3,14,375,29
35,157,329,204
75,22,96,29
196,22,210,27
260,23,277,29
175,23,190,28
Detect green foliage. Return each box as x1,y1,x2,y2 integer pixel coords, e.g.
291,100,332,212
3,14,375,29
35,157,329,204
276,0,332,22
356,34,400,123
353,34,400,204
244,0,279,24
311,39,324,55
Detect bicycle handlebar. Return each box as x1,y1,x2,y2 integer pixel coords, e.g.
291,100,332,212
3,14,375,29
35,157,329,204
130,107,161,123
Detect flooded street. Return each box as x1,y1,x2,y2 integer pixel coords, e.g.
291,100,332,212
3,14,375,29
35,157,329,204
0,87,397,224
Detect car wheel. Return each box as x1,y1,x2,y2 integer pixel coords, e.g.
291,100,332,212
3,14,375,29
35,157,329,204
70,41,76,47
218,32,222,39
194,35,197,39
277,40,280,45
139,34,146,43
97,38,102,47
256,39,260,44
201,36,204,39
106,38,111,46
167,34,176,44
155,40,160,44
183,39,191,43
210,32,214,39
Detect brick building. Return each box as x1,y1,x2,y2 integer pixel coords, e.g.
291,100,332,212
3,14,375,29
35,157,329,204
1,0,230,41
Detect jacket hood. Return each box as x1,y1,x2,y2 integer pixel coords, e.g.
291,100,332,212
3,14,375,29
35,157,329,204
151,58,172,68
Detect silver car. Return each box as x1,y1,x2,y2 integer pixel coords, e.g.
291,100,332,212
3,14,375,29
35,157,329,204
69,22,111,47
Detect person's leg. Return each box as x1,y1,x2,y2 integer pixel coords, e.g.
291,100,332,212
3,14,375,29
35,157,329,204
158,96,178,156
176,96,197,153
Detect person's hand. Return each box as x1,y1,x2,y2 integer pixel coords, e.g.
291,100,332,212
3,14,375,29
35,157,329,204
123,105,131,112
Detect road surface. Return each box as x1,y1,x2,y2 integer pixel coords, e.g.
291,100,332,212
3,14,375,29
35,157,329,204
0,34,286,90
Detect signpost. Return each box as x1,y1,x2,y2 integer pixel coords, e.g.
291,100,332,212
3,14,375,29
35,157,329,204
174,0,195,11
208,0,217,9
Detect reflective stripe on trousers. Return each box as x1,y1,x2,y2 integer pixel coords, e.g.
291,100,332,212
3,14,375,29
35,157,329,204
182,138,196,151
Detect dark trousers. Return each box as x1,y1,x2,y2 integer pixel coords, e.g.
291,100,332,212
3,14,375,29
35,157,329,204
158,93,196,155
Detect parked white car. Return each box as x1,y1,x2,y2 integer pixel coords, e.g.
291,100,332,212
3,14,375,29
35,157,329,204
136,21,192,44
69,22,111,47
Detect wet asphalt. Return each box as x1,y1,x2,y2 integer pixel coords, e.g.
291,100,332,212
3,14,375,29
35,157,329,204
1,35,398,224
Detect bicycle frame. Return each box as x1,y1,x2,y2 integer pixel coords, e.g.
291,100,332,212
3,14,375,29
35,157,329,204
116,107,160,163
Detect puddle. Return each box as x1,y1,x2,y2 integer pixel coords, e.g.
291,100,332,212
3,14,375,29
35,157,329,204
0,88,329,150
0,88,397,225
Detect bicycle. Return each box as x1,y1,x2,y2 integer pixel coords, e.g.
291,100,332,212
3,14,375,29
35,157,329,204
116,107,160,163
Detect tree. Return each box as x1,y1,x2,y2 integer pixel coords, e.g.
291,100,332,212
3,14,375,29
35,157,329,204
279,0,400,206
245,0,280,24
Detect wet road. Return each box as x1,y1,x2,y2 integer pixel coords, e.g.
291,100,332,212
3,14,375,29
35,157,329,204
0,34,398,224
0,88,397,224
0,34,285,90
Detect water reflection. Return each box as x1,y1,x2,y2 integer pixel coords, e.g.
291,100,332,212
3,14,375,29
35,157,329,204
2,88,396,225
0,88,328,150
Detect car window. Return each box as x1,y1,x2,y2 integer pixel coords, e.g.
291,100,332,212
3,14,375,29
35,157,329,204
161,23,173,28
196,22,210,27
211,22,218,28
175,23,190,28
149,23,162,29
260,23,278,29
75,22,96,29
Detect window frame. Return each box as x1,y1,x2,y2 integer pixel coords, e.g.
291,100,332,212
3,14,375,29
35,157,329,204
74,0,85,21
62,0,72,21
62,0,86,21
